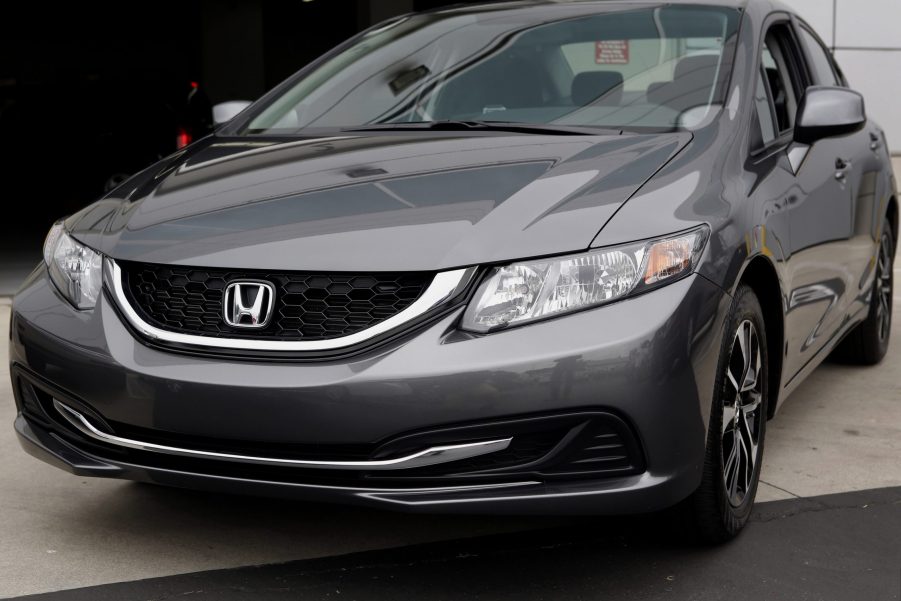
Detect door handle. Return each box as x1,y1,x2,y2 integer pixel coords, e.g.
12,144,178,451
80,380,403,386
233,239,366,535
870,132,882,151
835,157,851,180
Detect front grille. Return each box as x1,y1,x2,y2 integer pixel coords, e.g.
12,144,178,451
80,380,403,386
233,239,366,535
119,261,432,341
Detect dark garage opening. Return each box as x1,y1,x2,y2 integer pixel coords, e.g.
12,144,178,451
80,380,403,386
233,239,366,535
0,0,473,294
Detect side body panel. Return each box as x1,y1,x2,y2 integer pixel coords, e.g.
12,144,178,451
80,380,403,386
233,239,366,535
591,2,895,412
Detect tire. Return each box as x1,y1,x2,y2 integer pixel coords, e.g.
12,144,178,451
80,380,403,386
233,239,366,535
831,222,895,365
689,284,769,543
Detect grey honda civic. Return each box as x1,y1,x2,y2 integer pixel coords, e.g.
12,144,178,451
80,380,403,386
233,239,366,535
9,0,897,541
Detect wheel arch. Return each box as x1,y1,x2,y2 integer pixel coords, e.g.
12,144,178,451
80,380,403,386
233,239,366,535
734,255,785,420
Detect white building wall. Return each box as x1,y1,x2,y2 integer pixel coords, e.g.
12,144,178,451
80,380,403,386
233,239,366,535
784,0,901,153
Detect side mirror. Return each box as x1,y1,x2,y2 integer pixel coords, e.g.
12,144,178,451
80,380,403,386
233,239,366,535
212,100,253,126
794,86,865,145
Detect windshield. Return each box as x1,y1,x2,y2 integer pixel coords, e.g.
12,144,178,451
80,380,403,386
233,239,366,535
236,4,741,135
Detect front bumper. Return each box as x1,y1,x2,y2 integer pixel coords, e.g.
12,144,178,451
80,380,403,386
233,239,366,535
9,268,729,514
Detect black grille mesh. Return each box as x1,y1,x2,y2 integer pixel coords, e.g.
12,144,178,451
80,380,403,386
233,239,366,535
119,262,432,341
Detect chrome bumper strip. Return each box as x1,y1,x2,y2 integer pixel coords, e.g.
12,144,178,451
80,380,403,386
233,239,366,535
105,259,474,352
53,400,512,471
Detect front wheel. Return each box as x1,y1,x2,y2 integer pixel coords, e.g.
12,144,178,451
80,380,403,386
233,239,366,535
689,285,768,543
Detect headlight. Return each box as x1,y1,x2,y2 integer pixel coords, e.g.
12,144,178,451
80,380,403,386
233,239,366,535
461,226,709,333
43,222,103,310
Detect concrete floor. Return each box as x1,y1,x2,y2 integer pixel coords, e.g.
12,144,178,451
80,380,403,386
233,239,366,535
1,243,900,597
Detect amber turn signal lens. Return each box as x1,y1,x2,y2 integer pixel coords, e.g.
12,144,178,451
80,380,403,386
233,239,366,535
643,236,695,285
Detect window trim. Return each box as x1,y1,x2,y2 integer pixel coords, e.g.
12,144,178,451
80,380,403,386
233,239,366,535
749,15,812,157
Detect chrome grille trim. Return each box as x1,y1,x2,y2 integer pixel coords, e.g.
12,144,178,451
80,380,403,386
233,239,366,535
106,259,474,352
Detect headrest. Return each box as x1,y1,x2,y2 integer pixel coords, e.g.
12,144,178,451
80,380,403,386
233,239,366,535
571,71,624,106
675,55,720,80
646,81,669,104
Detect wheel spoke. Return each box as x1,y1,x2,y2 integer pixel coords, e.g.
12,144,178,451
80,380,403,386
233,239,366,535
740,323,759,392
727,326,746,395
725,433,740,501
722,402,738,436
724,430,738,472
738,434,754,495
738,323,751,388
743,336,761,393
737,322,748,360
726,364,741,393
739,408,759,472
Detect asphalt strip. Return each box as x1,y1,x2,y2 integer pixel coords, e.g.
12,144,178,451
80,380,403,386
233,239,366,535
12,486,901,601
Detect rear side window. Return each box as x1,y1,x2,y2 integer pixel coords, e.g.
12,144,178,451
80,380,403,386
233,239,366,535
799,27,839,86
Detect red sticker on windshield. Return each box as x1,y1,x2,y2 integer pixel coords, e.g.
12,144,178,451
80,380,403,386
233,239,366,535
595,40,629,64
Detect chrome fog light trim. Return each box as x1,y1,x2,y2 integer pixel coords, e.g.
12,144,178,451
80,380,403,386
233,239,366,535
53,400,511,471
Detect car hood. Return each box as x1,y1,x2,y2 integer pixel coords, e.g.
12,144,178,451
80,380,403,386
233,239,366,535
69,131,691,272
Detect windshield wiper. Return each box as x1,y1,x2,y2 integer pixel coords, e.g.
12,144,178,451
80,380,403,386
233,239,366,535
343,121,621,136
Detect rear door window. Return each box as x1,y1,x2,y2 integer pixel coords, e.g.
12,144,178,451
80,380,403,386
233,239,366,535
798,27,839,86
